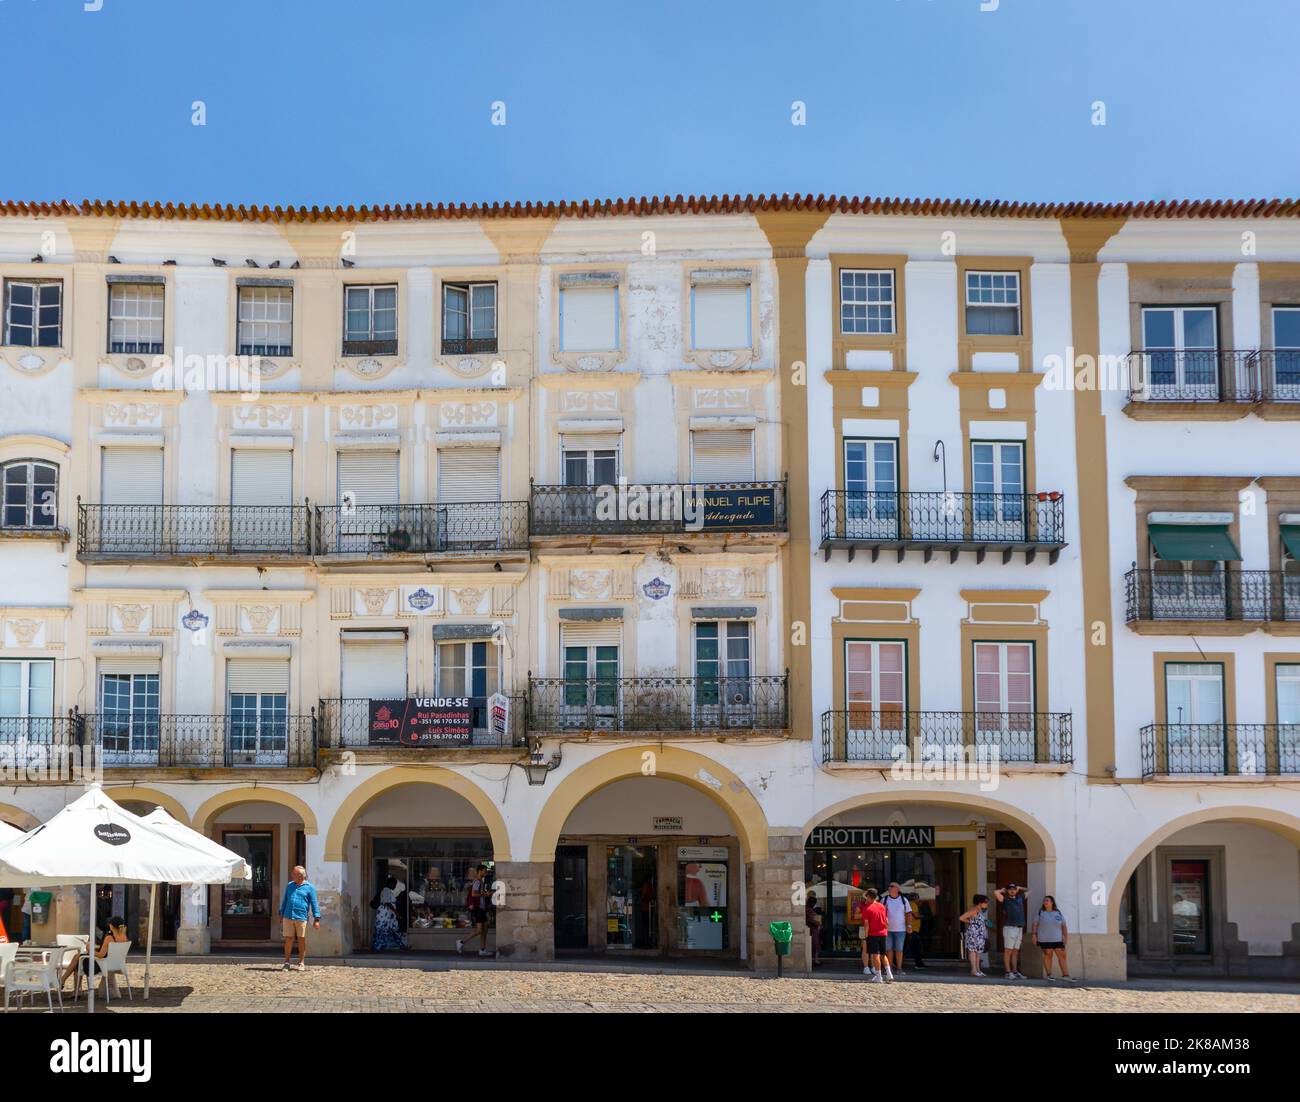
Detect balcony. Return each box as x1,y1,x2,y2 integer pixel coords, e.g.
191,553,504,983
1140,724,1300,778
1124,349,1259,412
83,713,318,769
526,675,789,734
1124,568,1300,627
77,503,312,562
313,501,529,557
76,501,529,562
819,710,1073,766
1258,350,1300,407
529,481,787,539
819,490,1066,563
317,694,527,751
0,714,85,751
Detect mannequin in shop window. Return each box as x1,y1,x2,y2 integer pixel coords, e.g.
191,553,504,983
371,876,407,952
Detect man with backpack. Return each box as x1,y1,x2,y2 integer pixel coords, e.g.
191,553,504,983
456,863,493,958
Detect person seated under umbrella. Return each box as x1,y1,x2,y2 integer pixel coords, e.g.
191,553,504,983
61,915,128,990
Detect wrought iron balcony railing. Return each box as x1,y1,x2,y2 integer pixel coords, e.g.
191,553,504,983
313,501,529,555
0,713,85,749
1124,568,1300,623
529,481,787,537
819,709,1073,765
81,713,317,768
317,695,527,750
819,490,1066,562
1125,349,1259,404
1258,349,1300,402
440,337,498,356
78,503,312,559
1140,723,1300,778
527,675,789,733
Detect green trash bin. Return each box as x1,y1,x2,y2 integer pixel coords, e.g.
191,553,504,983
769,920,793,957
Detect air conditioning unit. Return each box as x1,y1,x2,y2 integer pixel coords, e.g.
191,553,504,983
385,526,413,552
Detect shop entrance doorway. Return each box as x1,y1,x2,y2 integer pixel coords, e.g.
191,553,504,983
555,845,588,950
804,844,965,958
606,845,657,949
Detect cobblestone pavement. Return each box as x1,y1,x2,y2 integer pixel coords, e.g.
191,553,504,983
24,960,1300,1013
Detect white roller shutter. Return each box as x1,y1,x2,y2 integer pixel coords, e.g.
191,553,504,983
97,657,160,676
693,284,750,349
337,450,399,506
101,448,163,504
690,430,755,482
341,639,407,699
232,450,292,506
561,433,620,453
560,285,618,351
227,659,289,694
437,448,500,503
561,621,623,649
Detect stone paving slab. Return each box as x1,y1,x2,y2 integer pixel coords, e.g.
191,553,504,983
12,961,1297,1013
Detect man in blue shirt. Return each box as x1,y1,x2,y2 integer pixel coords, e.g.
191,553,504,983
279,865,321,972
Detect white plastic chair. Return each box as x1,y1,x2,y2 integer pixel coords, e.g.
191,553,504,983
79,940,133,1003
3,952,63,1012
54,934,88,976
0,943,17,987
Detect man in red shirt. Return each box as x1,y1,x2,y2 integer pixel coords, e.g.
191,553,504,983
856,887,893,983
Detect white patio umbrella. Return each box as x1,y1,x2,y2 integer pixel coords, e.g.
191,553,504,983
136,807,252,996
0,820,24,846
0,786,238,1013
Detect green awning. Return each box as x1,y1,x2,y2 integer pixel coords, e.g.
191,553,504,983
1282,525,1300,562
1148,523,1241,562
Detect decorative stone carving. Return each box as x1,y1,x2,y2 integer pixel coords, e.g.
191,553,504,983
569,570,610,599
341,405,398,429
114,604,151,632
708,351,740,370
351,358,384,377
452,586,487,615
8,618,41,647
17,353,46,373
241,604,279,633
450,357,490,379
440,402,497,428
235,404,292,428
695,388,750,410
357,588,393,616
700,569,743,597
574,355,606,372
105,402,162,427
563,389,618,412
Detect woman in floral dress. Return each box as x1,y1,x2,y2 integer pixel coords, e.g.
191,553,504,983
959,894,991,978
372,875,407,951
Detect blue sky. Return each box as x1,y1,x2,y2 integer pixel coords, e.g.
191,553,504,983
6,0,1296,206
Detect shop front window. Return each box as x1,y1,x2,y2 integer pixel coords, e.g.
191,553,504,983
606,845,657,949
372,836,493,945
1171,860,1211,955
221,832,273,939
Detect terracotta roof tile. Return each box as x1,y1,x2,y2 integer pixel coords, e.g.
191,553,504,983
1,195,1297,223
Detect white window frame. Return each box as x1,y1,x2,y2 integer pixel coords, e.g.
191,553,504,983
237,285,294,356
343,284,398,351
441,281,497,350
562,443,620,486
558,284,620,352
3,279,63,347
690,282,751,350
964,271,1021,336
839,269,895,335
1,459,58,529
0,658,55,719
107,282,165,354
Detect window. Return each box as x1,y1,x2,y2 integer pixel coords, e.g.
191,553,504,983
4,280,62,347
227,659,289,764
689,430,754,483
559,284,618,352
964,271,1021,336
971,441,1025,537
1141,306,1218,397
1163,662,1225,774
437,641,499,731
1271,307,1300,400
98,670,161,763
845,640,907,757
974,642,1035,747
107,283,164,354
840,269,895,335
694,621,752,709
843,439,898,538
238,285,293,356
1276,667,1300,772
561,622,620,717
691,283,750,349
2,459,58,529
562,440,619,487
343,284,397,355
0,658,54,719
442,282,497,354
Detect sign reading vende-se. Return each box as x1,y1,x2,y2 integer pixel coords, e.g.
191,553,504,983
369,698,473,746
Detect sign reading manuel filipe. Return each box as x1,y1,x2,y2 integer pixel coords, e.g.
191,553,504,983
697,486,776,530
368,697,473,747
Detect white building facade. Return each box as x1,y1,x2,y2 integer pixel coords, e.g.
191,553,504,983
0,197,1296,978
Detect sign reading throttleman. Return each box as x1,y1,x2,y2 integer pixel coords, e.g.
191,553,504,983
369,697,473,746
807,826,935,848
